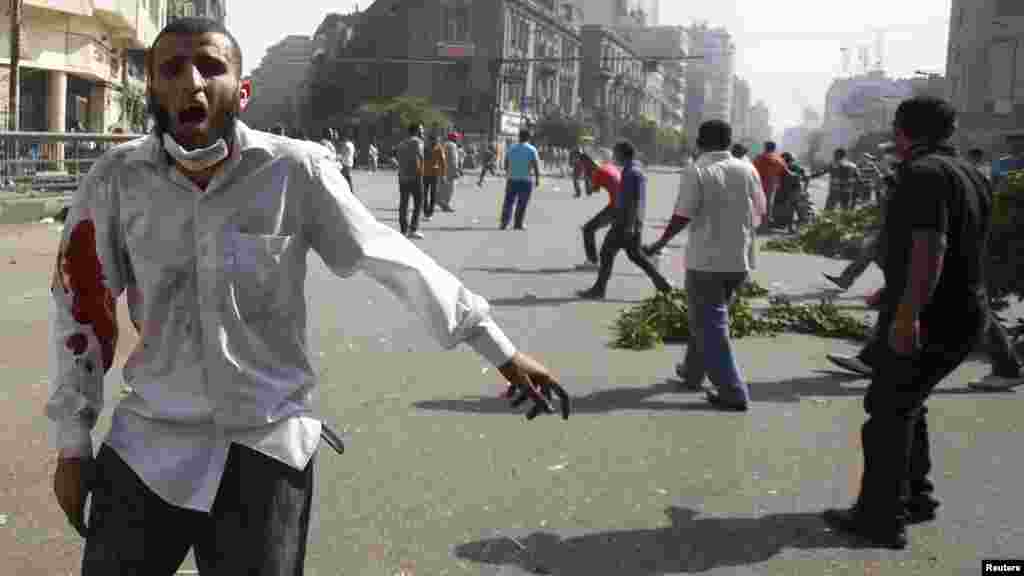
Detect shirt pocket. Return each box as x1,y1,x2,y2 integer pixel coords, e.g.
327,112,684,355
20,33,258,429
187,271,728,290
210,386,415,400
227,233,295,317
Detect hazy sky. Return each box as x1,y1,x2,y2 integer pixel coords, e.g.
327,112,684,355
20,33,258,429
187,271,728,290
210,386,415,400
228,0,952,136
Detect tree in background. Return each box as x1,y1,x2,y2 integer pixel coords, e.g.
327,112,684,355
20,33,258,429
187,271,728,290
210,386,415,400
115,83,148,133
535,114,591,149
361,96,451,137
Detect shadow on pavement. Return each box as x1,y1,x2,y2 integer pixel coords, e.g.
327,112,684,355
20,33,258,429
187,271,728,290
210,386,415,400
415,372,1001,416
464,266,648,278
453,506,873,575
416,380,722,415
486,295,638,307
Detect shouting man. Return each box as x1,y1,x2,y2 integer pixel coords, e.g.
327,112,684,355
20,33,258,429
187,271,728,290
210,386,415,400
47,17,569,575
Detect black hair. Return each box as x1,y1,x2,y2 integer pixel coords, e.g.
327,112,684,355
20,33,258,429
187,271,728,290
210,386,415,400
894,96,957,144
967,148,984,162
764,141,777,152
698,119,732,151
149,17,243,76
730,143,747,158
519,129,531,143
834,148,847,159
408,123,422,135
614,139,636,160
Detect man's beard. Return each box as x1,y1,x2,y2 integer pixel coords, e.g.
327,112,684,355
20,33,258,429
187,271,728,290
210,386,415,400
148,92,238,151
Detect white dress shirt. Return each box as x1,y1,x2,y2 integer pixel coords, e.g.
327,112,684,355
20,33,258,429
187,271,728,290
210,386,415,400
673,150,763,273
339,140,355,168
46,122,517,512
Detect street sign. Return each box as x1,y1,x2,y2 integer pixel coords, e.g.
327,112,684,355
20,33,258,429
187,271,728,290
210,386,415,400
437,42,475,58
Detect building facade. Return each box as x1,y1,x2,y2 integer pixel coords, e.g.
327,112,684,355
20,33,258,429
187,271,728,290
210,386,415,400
685,24,734,147
614,24,686,129
242,35,314,134
819,70,915,163
731,75,750,141
317,0,582,152
574,0,650,27
1,0,166,133
748,100,772,149
580,24,644,144
946,0,1024,156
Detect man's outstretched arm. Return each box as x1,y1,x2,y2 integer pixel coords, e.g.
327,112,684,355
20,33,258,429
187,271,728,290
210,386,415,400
304,153,569,419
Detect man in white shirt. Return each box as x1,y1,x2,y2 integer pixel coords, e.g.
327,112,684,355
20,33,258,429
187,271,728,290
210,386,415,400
48,17,569,575
338,133,356,189
644,120,766,411
437,133,461,211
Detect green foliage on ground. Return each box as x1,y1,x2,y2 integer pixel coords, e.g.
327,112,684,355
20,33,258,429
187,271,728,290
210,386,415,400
610,281,871,350
763,204,882,259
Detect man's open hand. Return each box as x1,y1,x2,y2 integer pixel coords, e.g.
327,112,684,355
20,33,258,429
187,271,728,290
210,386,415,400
497,352,570,420
54,456,93,538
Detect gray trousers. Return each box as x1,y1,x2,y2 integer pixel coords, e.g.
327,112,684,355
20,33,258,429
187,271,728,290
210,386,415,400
683,269,752,404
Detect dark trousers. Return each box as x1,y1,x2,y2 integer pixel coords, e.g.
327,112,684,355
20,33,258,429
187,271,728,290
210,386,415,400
582,204,616,263
500,180,533,229
825,188,853,211
399,178,423,235
82,443,314,576
422,175,438,217
478,163,496,185
591,225,673,294
857,303,987,518
341,166,353,190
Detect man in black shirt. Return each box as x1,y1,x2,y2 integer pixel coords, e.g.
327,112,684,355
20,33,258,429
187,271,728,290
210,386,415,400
823,97,993,549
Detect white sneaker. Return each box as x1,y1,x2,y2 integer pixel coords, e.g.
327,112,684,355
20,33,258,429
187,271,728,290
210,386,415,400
575,261,599,270
967,375,1024,391
826,354,873,376
422,215,432,221
408,231,424,239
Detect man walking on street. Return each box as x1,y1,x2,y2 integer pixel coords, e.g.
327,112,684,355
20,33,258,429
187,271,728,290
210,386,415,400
822,96,993,549
437,133,460,212
422,135,446,221
501,129,540,230
811,148,861,211
642,120,763,411
576,149,621,270
752,141,790,228
47,17,569,576
397,124,427,238
477,144,498,186
577,140,673,299
338,132,355,186
368,140,379,173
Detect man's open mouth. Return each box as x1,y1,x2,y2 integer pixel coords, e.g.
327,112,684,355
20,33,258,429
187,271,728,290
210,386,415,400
178,106,208,125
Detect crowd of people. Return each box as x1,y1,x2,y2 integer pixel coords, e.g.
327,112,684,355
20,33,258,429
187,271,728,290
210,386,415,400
41,16,1022,574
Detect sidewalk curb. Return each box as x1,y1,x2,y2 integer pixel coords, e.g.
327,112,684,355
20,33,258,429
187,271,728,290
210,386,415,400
0,194,71,225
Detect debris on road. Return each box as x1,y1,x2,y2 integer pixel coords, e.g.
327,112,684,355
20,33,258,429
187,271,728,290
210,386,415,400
547,462,568,471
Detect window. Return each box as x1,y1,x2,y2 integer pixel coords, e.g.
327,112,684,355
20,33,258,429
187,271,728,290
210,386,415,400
990,40,1014,111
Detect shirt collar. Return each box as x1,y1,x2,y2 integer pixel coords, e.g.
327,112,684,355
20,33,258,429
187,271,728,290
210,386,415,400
905,141,957,163
124,120,273,167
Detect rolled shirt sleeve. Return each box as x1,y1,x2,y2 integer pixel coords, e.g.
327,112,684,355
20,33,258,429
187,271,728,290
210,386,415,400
304,154,517,367
46,163,127,457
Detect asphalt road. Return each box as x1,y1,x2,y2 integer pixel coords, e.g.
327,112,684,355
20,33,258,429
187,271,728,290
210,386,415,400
1,168,1021,575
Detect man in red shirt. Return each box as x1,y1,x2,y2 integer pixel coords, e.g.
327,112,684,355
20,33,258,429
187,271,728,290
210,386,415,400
751,141,790,227
577,150,622,269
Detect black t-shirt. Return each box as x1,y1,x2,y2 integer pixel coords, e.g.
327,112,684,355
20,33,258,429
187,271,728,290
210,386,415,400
882,146,992,322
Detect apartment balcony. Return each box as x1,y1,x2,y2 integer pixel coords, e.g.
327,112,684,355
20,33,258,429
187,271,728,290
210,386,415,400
93,0,162,48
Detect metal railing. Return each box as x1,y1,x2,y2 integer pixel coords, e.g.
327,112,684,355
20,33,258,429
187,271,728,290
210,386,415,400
0,131,146,193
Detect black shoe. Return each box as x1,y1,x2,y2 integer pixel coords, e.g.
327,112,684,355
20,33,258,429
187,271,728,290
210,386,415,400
576,289,605,300
822,507,907,549
514,225,526,231
904,496,939,524
823,273,850,290
705,390,748,412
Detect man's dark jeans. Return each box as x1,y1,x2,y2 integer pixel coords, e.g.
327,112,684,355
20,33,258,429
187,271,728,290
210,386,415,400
857,301,986,519
399,178,423,235
582,205,616,263
422,175,438,217
590,225,672,294
82,443,314,576
500,180,533,229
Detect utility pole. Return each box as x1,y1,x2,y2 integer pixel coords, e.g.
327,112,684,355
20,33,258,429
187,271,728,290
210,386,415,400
8,0,22,130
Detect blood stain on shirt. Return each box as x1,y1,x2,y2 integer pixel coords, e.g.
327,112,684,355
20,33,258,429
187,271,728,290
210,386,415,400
58,220,118,372
65,333,88,356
